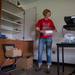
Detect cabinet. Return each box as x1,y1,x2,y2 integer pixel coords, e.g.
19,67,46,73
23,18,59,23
0,0,24,39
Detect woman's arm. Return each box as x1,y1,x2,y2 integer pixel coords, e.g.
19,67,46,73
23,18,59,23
36,27,45,33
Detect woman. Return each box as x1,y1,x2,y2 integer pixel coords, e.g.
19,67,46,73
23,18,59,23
36,9,57,72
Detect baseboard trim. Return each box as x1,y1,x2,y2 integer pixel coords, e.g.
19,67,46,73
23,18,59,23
33,59,75,67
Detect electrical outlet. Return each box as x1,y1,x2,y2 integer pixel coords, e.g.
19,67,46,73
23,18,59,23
52,51,56,54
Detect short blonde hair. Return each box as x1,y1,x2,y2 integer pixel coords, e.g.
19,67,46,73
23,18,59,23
42,9,51,16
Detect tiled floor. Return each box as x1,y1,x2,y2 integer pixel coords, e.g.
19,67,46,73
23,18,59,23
0,63,75,75
12,63,75,75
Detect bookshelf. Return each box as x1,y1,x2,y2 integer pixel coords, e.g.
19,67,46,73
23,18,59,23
0,0,24,39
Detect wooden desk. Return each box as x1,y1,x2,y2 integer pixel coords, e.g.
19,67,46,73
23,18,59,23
0,39,33,66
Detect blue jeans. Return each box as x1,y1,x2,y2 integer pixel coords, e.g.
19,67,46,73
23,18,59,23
38,38,52,64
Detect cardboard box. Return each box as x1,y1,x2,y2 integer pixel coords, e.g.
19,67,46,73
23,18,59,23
16,56,33,70
5,48,22,57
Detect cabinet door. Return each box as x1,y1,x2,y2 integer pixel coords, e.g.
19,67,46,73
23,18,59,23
23,41,33,57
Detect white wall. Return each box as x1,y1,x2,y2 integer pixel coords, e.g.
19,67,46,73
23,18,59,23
23,7,37,40
21,0,75,64
23,0,75,32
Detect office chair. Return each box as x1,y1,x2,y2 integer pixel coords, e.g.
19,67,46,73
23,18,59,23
0,44,16,75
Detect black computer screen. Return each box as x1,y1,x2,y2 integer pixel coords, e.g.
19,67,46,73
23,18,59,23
71,16,75,24
64,16,75,25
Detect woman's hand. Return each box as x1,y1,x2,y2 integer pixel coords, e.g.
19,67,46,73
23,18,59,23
40,30,45,34
36,27,45,34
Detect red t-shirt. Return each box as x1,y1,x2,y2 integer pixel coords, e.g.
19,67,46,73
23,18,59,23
36,18,56,38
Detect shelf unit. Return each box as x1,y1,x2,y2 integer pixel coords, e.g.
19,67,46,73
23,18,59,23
2,9,23,20
0,0,24,39
0,28,21,34
1,18,22,27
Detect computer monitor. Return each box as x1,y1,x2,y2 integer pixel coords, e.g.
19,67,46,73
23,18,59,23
71,16,75,24
64,16,75,25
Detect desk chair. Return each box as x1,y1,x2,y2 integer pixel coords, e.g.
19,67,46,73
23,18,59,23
0,44,16,75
